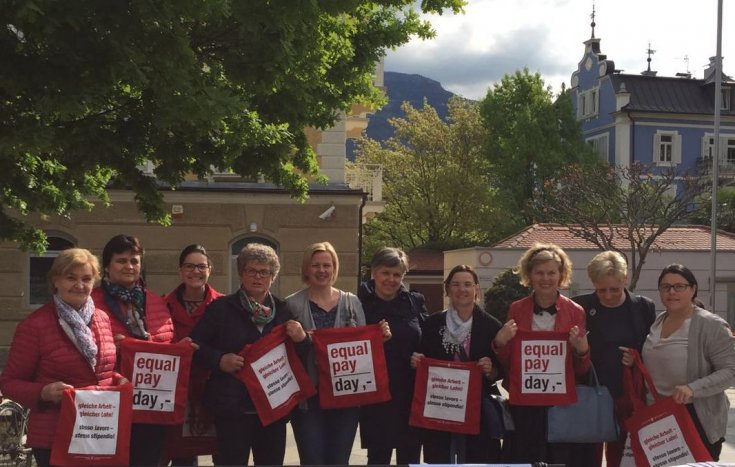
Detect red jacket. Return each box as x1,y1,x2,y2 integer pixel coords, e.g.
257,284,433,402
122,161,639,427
0,301,121,448
165,284,223,342
92,287,174,345
495,294,591,387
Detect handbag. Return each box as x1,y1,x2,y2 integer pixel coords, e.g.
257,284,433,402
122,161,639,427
622,350,712,466
547,364,620,443
481,393,514,439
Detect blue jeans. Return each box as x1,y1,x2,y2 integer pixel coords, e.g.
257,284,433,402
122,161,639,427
290,396,360,465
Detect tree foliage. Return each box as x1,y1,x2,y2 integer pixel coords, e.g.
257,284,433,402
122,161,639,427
690,187,735,233
533,162,707,290
354,97,504,256
1,0,464,252
479,69,597,227
483,268,529,324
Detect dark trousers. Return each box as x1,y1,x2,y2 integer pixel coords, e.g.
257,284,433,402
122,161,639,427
687,404,724,461
213,414,286,466
367,443,422,465
130,423,167,466
32,448,51,467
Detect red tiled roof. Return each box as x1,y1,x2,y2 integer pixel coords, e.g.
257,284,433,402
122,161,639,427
407,248,444,273
492,224,735,251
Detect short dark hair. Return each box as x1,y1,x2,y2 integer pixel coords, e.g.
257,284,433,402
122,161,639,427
179,244,209,267
658,263,698,299
444,264,479,295
102,234,144,268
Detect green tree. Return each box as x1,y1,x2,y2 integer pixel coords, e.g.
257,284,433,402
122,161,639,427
690,187,735,233
483,268,529,324
1,0,464,252
354,97,504,258
479,69,596,227
534,162,706,290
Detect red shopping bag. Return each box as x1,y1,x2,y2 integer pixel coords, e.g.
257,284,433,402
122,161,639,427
311,324,391,409
507,330,577,406
235,324,316,426
408,357,482,434
622,349,712,466
50,384,133,466
120,339,194,424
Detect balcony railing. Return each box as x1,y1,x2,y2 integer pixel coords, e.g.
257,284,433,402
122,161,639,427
345,163,383,202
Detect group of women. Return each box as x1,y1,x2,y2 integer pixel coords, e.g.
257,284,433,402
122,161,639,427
1,234,734,466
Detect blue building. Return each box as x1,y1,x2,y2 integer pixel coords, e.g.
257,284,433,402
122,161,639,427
570,28,735,180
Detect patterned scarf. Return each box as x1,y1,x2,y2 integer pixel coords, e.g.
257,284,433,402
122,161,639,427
239,288,276,326
440,305,473,356
102,277,149,339
54,294,98,369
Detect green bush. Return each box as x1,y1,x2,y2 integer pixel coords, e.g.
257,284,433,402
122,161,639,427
484,268,530,324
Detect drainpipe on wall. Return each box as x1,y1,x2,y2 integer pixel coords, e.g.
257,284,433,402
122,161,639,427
357,192,367,290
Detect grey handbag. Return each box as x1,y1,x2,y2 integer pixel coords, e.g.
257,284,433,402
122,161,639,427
546,364,620,443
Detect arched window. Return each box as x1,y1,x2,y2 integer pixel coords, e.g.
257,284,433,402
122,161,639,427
29,234,75,306
229,236,280,295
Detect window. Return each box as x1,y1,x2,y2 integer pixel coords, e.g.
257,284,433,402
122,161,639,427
702,134,735,164
653,131,681,166
586,133,609,162
577,87,600,119
229,236,280,294
29,235,75,306
722,88,731,111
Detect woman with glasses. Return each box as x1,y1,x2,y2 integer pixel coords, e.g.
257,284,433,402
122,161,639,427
571,251,656,466
410,264,503,463
286,241,382,465
622,264,735,461
359,247,426,464
190,243,308,466
92,234,175,466
164,244,223,465
492,242,590,466
0,249,124,467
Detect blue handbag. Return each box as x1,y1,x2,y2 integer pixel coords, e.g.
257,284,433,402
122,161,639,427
546,364,620,443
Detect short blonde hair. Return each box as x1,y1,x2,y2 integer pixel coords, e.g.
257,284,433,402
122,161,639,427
47,248,101,292
587,251,628,283
301,242,339,284
515,242,573,289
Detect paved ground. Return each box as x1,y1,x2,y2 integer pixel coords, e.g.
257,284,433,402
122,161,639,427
195,389,735,465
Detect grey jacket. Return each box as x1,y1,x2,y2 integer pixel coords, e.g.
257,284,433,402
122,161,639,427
651,306,735,443
285,288,366,384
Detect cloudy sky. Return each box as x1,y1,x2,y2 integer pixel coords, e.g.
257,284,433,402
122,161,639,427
385,0,734,100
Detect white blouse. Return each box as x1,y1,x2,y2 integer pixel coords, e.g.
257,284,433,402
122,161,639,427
642,315,690,404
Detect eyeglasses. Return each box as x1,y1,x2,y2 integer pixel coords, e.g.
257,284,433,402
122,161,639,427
595,287,622,295
449,281,476,289
182,263,211,272
658,283,691,293
244,268,273,278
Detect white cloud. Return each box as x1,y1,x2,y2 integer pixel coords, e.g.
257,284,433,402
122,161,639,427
386,0,734,99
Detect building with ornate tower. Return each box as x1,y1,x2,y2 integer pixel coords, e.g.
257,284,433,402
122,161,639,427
570,12,735,178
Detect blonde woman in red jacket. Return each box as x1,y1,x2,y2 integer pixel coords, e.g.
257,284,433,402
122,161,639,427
91,234,175,466
492,242,591,466
165,244,223,465
0,248,124,467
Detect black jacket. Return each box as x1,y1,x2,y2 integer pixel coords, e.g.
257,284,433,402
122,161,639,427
190,292,303,417
572,290,656,397
420,306,504,394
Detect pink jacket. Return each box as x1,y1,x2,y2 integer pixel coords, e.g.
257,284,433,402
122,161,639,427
0,301,121,448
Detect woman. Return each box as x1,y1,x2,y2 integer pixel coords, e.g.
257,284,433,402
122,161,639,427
286,242,380,465
493,242,591,465
410,264,503,463
165,244,223,466
358,247,426,464
91,234,175,466
0,248,123,467
190,243,308,466
622,264,735,461
572,251,656,466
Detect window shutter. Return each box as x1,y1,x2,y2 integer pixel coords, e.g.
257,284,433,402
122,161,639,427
653,133,662,163
673,133,682,164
